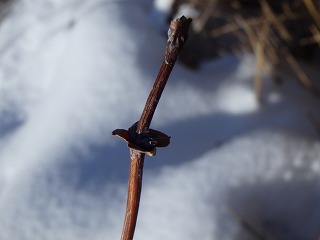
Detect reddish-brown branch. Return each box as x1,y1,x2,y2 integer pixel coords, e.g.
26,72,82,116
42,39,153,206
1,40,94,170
120,149,144,240
118,16,192,240
136,17,192,134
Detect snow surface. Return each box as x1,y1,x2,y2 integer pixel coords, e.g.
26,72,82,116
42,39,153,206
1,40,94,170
0,0,320,239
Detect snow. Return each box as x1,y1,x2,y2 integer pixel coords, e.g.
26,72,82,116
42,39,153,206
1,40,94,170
0,0,320,239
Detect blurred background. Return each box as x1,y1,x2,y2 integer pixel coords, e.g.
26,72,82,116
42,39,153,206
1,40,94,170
0,0,320,239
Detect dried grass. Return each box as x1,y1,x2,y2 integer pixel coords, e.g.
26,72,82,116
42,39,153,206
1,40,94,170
172,0,320,97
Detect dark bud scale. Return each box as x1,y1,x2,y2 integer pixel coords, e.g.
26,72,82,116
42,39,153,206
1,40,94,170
112,122,170,156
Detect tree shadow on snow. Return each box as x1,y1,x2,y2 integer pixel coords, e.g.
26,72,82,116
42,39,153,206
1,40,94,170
224,178,320,240
55,97,317,193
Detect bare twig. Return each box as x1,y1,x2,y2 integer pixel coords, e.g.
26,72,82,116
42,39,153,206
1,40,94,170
229,207,268,240
112,16,191,240
283,50,315,92
303,0,320,28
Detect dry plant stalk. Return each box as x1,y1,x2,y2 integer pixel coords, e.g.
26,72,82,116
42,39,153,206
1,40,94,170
229,207,268,240
112,16,192,240
173,0,320,97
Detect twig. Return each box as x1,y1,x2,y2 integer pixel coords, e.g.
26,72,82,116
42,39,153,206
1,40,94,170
112,16,191,240
229,207,268,240
303,0,320,29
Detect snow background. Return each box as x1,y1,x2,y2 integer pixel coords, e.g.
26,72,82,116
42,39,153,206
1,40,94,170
0,0,320,239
